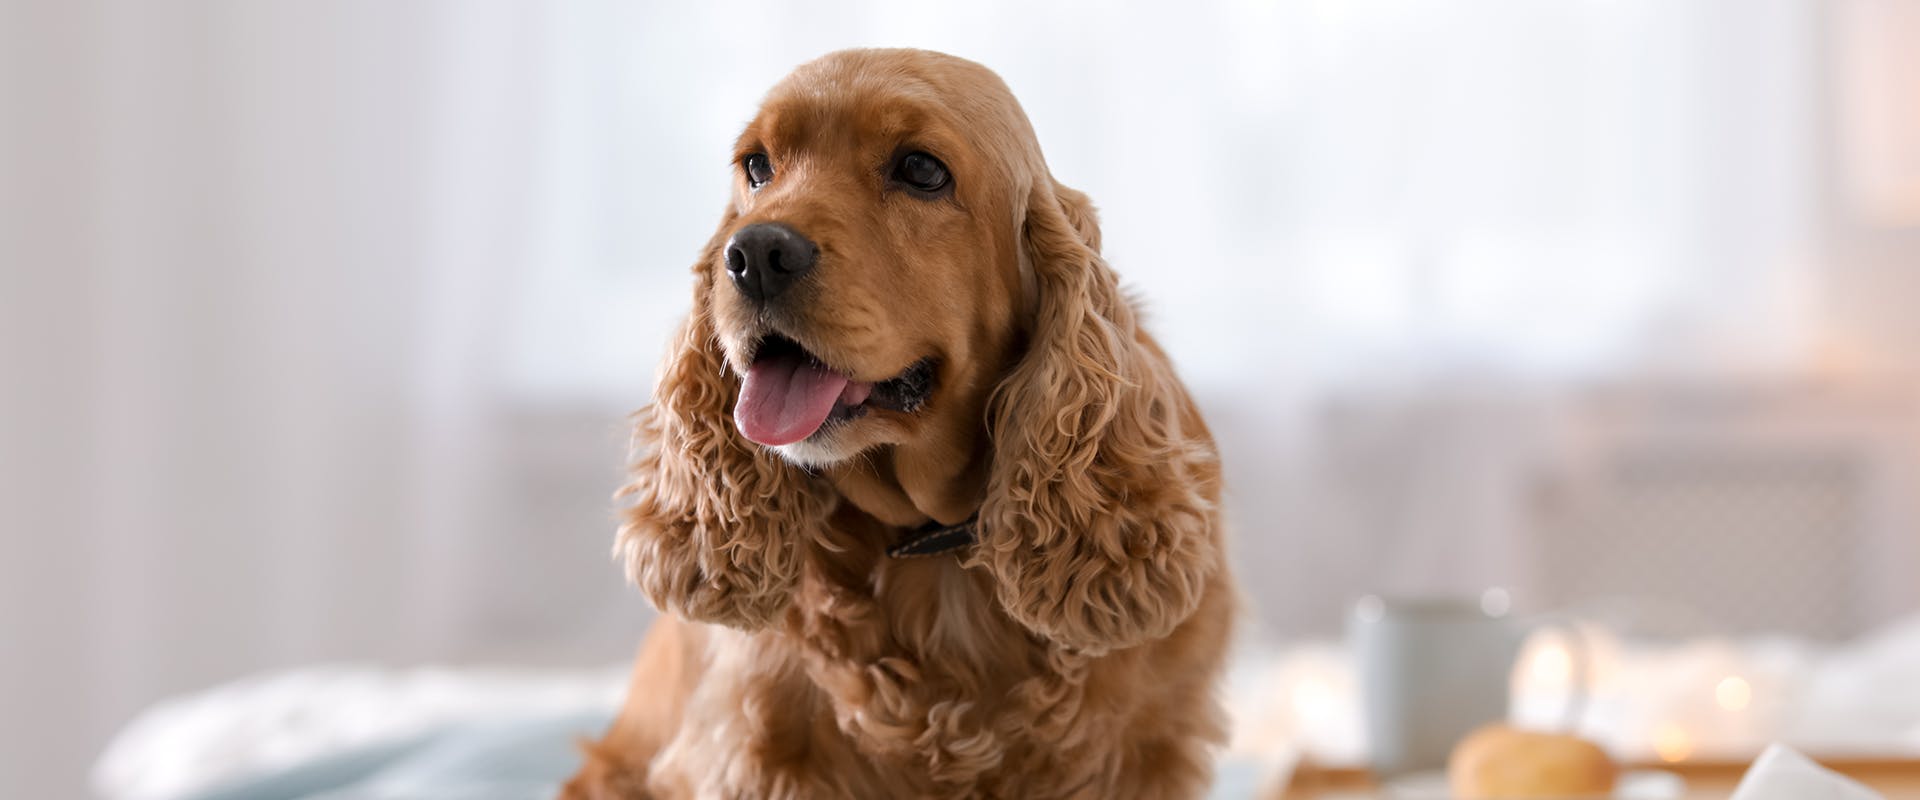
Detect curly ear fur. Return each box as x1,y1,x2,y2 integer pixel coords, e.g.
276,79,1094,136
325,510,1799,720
615,217,836,630
977,178,1220,655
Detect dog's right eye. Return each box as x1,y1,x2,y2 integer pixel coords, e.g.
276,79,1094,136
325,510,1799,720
893,152,951,195
744,153,774,189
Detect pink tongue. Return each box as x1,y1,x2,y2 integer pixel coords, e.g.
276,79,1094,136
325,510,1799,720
735,352,851,446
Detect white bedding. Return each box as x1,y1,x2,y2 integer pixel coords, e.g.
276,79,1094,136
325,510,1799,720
94,664,628,800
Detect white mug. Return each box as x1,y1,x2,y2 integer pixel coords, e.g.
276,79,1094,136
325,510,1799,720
1348,591,1586,777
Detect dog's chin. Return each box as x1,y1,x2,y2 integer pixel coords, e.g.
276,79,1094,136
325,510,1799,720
762,404,910,468
770,430,862,469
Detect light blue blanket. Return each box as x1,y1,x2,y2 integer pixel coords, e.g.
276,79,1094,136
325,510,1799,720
180,711,1268,799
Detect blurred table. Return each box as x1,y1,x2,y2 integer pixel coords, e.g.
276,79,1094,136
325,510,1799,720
1276,758,1920,799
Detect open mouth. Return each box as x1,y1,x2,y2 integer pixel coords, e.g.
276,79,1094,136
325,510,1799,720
733,333,933,447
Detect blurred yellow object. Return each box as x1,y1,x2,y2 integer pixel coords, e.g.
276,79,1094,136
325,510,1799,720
1448,724,1619,799
1651,722,1694,764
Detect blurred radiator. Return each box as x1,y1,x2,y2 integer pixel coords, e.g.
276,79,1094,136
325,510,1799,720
1525,379,1920,639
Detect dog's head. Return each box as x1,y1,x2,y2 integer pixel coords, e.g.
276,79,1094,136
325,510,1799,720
703,49,1063,473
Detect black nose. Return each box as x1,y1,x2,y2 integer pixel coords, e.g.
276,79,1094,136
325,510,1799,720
725,223,817,303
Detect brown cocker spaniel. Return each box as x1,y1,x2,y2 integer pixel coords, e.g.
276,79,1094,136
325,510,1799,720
564,48,1235,800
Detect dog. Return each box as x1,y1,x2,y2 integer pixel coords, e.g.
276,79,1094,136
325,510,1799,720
562,48,1235,799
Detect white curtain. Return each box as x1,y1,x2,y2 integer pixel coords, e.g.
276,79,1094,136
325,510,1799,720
4,4,645,796
513,0,1824,403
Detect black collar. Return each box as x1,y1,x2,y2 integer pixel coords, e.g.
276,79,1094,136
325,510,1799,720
886,514,979,559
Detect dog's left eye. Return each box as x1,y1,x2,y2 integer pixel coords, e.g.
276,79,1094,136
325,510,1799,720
893,152,950,193
744,153,774,189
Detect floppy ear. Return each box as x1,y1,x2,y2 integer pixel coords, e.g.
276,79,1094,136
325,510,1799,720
977,178,1220,655
615,211,834,630
1050,181,1102,253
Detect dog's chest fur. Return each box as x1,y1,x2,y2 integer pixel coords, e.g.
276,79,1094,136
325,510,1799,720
784,514,1106,796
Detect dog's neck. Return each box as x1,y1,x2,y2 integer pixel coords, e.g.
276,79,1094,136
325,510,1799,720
826,341,1017,531
827,438,989,530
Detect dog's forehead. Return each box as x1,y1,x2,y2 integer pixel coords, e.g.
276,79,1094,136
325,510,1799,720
746,50,1027,154
754,89,944,151
785,48,1014,109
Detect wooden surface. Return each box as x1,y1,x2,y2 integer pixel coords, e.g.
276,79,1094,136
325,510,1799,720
1275,758,1920,799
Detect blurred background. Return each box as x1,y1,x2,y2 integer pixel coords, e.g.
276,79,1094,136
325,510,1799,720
5,0,1919,797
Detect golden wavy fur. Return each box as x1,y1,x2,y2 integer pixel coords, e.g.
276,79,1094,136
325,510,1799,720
563,48,1235,799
